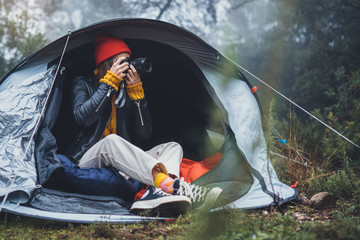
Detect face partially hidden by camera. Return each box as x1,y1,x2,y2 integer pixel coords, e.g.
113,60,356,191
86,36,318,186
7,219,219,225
109,52,142,87
112,52,130,65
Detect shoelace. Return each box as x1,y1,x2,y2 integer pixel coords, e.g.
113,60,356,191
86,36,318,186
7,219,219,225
153,187,171,196
177,177,208,203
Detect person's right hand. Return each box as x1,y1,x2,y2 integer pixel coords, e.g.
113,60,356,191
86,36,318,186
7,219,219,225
109,56,129,79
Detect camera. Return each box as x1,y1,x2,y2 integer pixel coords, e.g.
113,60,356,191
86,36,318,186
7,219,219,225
120,57,153,74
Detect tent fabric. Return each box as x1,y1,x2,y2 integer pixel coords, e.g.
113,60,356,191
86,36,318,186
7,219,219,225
203,71,296,208
2,201,169,224
0,18,298,222
34,66,65,186
192,126,255,206
0,66,59,203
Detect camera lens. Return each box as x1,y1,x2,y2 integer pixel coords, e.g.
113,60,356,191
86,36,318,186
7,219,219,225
129,57,152,74
142,57,152,73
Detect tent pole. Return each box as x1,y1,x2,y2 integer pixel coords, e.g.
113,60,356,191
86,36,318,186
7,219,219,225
0,30,72,214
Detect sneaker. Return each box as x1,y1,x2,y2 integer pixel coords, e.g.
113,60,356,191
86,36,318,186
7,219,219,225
130,186,191,217
173,177,223,213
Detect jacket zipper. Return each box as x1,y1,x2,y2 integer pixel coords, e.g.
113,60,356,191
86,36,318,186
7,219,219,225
135,100,144,126
96,87,112,112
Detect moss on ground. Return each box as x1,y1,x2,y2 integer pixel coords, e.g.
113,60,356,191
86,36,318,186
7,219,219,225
1,200,359,240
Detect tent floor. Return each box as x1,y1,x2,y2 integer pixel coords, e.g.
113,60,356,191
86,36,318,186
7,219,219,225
2,202,170,224
2,188,172,224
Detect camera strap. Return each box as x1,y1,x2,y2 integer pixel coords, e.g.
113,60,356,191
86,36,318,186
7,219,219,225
115,83,126,108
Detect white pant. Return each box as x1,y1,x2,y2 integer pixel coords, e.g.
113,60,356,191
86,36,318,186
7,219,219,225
78,134,183,186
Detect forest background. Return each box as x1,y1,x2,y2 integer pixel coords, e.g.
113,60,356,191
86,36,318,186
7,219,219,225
1,0,359,239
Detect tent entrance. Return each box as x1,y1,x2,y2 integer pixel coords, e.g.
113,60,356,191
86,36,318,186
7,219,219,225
52,39,226,161
48,39,253,207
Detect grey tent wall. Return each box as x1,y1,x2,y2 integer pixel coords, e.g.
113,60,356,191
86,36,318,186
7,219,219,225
34,66,64,186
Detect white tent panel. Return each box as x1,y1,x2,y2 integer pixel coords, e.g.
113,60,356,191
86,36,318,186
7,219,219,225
203,70,296,208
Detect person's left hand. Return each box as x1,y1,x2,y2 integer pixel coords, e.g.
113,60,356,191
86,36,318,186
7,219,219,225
125,65,141,86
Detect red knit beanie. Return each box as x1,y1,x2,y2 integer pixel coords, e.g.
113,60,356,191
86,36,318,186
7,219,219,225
94,34,132,66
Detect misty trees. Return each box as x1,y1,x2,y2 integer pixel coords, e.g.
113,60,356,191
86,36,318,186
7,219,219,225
0,0,46,77
270,0,360,168
286,0,360,110
0,0,237,76
34,0,259,41
36,0,234,41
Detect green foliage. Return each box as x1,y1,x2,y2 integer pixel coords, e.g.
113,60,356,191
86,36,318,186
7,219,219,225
0,0,47,78
92,223,116,239
307,169,356,200
264,0,360,171
267,65,360,179
267,95,359,200
299,215,360,240
264,99,279,154
319,67,360,167
282,0,360,109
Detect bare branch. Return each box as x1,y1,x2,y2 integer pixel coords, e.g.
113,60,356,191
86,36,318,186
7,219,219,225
230,0,258,10
156,0,172,20
207,0,217,23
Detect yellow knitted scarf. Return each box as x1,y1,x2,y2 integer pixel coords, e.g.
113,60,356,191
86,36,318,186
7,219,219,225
102,95,117,138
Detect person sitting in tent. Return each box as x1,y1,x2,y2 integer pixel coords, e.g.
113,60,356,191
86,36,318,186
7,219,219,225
65,32,222,216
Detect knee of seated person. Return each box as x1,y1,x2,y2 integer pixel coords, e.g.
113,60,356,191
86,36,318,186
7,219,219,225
104,134,121,143
167,141,183,150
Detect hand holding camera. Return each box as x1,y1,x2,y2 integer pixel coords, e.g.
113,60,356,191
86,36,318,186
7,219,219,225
120,57,153,86
109,56,130,80
125,64,141,86
110,56,153,87
120,57,153,75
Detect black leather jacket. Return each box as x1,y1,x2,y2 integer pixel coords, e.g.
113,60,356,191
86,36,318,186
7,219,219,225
66,75,152,162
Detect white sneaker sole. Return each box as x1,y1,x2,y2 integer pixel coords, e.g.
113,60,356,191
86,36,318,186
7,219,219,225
130,195,191,217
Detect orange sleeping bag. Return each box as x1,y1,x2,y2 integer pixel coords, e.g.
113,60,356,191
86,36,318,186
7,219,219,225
179,153,222,182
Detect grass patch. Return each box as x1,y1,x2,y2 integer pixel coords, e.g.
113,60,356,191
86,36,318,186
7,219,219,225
1,201,360,239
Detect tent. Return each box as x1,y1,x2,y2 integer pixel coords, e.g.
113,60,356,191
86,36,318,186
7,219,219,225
0,18,297,223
